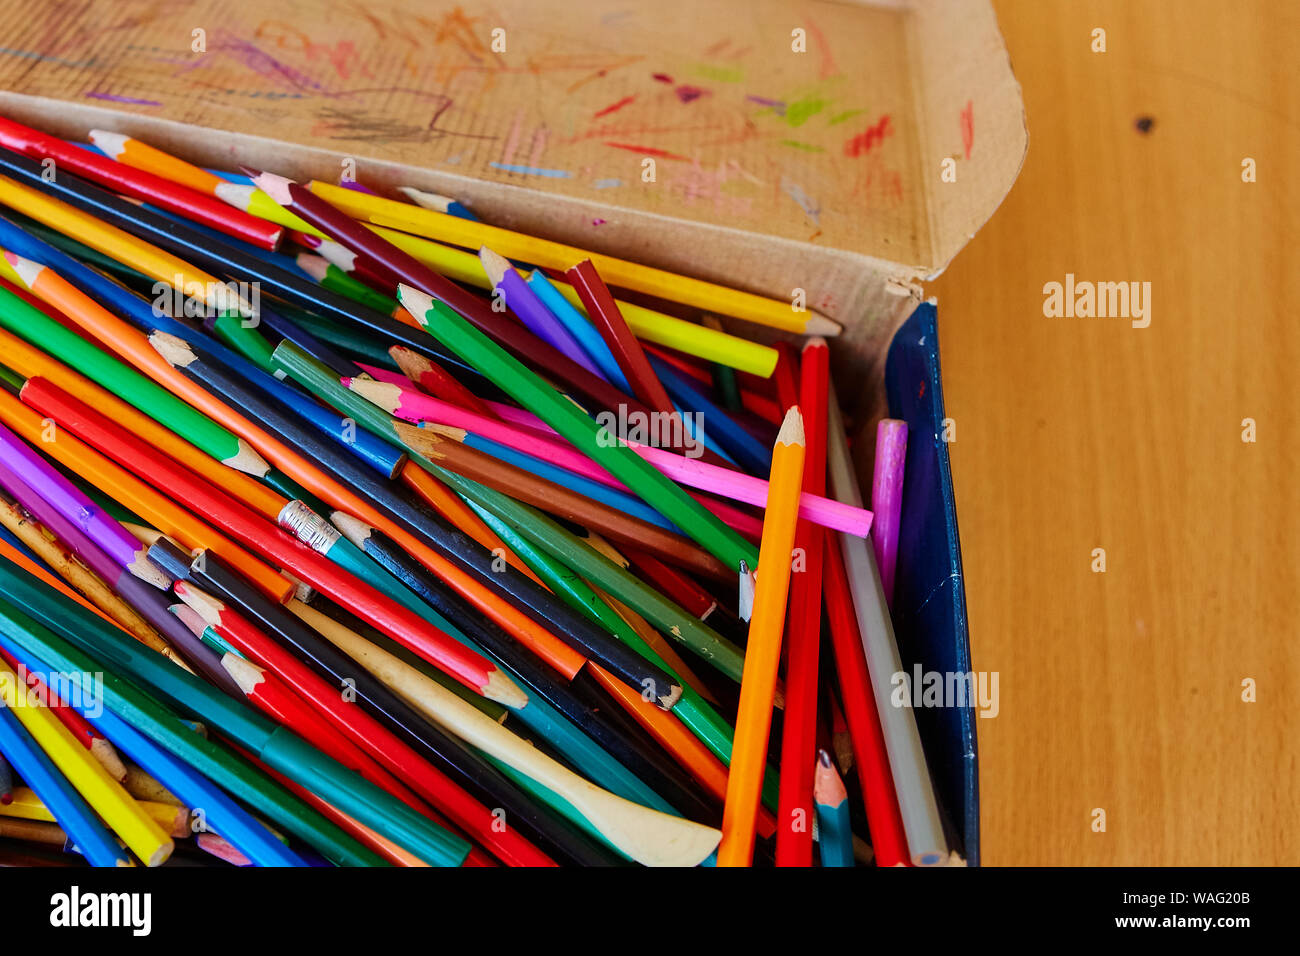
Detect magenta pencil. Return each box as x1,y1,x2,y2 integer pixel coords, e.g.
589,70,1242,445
484,399,874,537
0,421,169,589
871,419,908,607
478,247,604,378
354,363,416,388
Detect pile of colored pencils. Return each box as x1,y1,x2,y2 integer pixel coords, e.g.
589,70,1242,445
0,113,947,867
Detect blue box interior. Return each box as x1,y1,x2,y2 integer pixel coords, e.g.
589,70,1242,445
884,302,978,865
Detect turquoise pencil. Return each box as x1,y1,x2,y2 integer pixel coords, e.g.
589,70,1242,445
814,749,855,867
527,270,632,392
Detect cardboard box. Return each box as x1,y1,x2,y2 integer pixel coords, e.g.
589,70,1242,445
0,0,1026,864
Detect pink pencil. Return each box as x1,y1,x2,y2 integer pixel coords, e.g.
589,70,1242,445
485,402,874,537
871,419,908,607
344,376,766,539
355,362,416,388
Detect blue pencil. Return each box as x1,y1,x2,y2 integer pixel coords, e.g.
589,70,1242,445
0,750,11,804
647,353,773,474
0,677,131,866
814,749,855,867
527,271,633,392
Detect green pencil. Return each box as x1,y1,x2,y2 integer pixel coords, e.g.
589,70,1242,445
398,284,760,575
0,282,264,474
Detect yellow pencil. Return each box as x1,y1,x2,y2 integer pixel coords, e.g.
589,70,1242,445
717,406,806,866
307,180,840,338
0,174,242,315
306,225,778,375
0,665,174,865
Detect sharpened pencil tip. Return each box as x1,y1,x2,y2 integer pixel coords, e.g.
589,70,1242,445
396,284,435,324
776,406,805,446
87,129,128,159
477,246,511,287
248,169,294,204
805,311,843,337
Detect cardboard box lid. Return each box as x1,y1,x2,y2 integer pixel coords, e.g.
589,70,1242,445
0,0,1024,322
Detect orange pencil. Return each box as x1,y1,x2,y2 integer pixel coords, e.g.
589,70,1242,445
717,407,806,866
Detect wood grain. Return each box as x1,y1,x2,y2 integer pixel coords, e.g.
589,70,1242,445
931,0,1299,865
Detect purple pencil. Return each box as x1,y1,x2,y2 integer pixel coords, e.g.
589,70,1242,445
0,422,169,589
478,246,606,378
870,418,908,607
0,457,239,695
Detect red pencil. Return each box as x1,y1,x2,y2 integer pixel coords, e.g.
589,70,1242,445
177,583,554,867
0,116,283,250
20,376,523,709
821,532,910,866
388,345,497,420
775,338,829,866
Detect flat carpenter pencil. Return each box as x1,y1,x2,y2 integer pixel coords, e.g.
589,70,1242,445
718,408,805,866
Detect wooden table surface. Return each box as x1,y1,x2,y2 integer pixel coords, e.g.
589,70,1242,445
930,0,1298,865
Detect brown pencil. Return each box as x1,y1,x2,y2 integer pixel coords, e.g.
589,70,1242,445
395,421,732,582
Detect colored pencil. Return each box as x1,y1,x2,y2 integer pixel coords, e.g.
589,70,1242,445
251,170,694,427
0,661,174,865
0,699,130,866
388,345,497,418
26,375,523,709
0,555,469,866
0,751,10,804
646,353,773,475
826,384,948,866
300,598,720,866
480,247,602,376
0,647,128,782
5,638,305,867
813,750,854,867
871,419,908,607
0,264,268,477
526,269,630,390
0,463,237,694
171,577,569,868
356,376,862,536
269,338,687,707
0,385,292,602
776,338,830,866
295,217,779,377
566,258,680,423
306,180,840,336
86,130,225,197
148,330,595,680
0,496,171,656
0,153,476,380
328,510,709,814
0,117,283,249
0,421,168,589
396,421,730,581
718,407,805,866
399,284,759,575
396,185,477,220
296,252,401,315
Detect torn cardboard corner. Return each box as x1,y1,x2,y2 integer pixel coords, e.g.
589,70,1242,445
0,0,1025,423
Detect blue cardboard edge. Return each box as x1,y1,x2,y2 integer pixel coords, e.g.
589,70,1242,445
884,301,979,865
